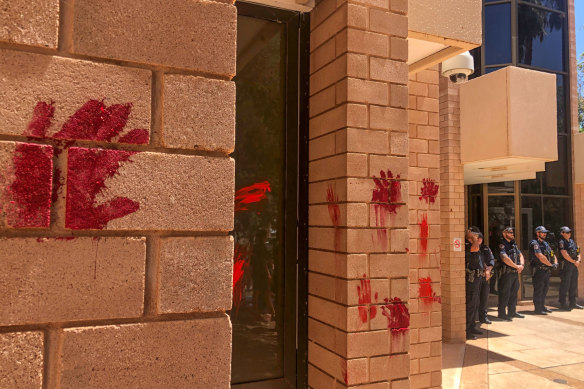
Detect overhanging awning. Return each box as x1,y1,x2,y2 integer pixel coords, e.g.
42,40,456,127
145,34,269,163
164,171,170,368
460,66,558,185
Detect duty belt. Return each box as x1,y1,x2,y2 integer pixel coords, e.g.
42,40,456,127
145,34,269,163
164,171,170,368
465,268,484,282
535,265,552,271
501,266,518,274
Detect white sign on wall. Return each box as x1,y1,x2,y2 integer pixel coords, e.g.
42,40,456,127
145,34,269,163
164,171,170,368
453,238,462,252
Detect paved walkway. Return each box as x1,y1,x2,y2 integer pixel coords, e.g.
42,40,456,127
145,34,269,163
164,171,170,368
443,302,584,389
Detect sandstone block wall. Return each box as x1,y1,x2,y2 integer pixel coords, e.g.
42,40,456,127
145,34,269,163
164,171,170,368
308,0,411,387
0,1,235,387
407,67,442,389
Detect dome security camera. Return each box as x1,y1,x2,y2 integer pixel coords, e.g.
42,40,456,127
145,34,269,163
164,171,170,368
441,51,475,84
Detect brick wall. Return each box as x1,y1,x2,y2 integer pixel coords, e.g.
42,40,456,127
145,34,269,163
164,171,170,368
0,1,235,387
438,77,467,341
308,0,411,386
407,67,442,389
568,0,584,299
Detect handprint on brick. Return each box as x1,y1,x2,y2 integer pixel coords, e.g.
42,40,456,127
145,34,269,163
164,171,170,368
357,277,378,323
419,178,439,205
380,297,410,334
371,169,402,245
326,184,341,251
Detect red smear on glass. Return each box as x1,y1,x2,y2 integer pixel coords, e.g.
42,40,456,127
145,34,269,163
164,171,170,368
232,243,250,312
419,178,439,204
419,213,429,253
65,147,139,229
118,129,150,145
234,181,271,212
5,143,53,227
372,170,402,245
380,297,410,333
419,277,441,304
326,184,341,251
25,101,55,138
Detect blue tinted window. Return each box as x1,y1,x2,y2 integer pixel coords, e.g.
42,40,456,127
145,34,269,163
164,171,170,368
518,5,565,71
485,4,512,65
485,66,506,74
556,75,567,134
521,0,565,11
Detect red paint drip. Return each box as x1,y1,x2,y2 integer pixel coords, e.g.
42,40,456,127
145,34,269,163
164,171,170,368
25,101,55,138
341,361,348,385
419,213,429,254
118,129,150,144
51,167,63,204
65,147,139,229
232,243,250,313
357,278,377,323
5,144,53,227
326,185,341,251
418,277,441,304
419,178,439,204
234,181,271,212
380,297,410,333
372,170,402,246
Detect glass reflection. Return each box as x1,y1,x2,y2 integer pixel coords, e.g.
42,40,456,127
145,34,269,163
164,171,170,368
488,181,515,194
543,136,569,195
522,0,565,11
518,5,565,71
485,4,512,65
556,75,567,134
487,196,515,257
231,14,286,384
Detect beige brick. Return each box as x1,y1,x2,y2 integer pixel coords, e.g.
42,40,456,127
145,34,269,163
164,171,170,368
370,354,409,381
370,106,408,131
162,75,235,152
60,318,230,388
0,49,151,141
369,155,408,178
390,36,408,61
369,9,407,38
0,1,58,48
0,331,44,388
337,78,389,105
310,104,368,139
73,0,236,75
159,236,233,314
338,128,390,155
370,254,408,278
65,148,234,231
391,84,409,108
311,132,337,160
0,237,145,325
311,38,336,73
391,0,408,14
338,28,389,57
347,330,390,358
370,57,408,84
308,363,336,388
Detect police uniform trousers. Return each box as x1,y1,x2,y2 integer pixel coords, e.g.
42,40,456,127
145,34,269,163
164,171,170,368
466,277,481,335
533,268,551,312
559,262,579,307
497,270,519,317
479,276,490,321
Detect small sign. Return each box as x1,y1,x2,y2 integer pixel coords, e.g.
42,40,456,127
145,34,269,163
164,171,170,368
453,238,462,252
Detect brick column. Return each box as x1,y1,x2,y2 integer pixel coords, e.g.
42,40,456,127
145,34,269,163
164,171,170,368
568,0,584,300
438,76,467,342
308,0,411,387
407,67,442,389
0,1,235,387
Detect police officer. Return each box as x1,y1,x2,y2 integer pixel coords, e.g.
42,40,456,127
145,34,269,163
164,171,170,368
465,230,484,340
558,226,583,311
497,227,525,321
477,233,494,324
529,226,557,315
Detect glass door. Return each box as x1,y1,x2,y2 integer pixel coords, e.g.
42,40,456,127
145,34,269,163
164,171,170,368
230,3,308,388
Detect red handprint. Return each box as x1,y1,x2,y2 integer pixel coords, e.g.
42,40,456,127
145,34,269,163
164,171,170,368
419,178,439,204
380,297,410,333
357,278,377,323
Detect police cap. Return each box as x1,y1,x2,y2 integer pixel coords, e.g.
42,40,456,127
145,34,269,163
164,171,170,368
535,226,549,233
560,226,572,233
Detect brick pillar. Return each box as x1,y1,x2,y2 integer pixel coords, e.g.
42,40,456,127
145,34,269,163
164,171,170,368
407,67,442,389
0,1,235,387
438,76,467,342
308,0,411,387
567,0,584,300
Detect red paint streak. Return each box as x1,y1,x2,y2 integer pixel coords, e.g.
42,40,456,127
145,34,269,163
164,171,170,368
371,170,402,245
419,213,429,254
118,129,150,145
234,181,271,212
380,297,410,333
326,185,341,251
341,361,348,385
419,178,439,204
357,278,377,323
232,243,250,312
65,147,139,229
5,144,53,227
418,277,442,304
26,101,55,138
405,248,410,253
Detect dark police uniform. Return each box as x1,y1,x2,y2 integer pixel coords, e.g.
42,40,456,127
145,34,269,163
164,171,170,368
497,239,521,318
558,237,580,308
479,245,495,322
465,247,484,336
529,238,553,313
